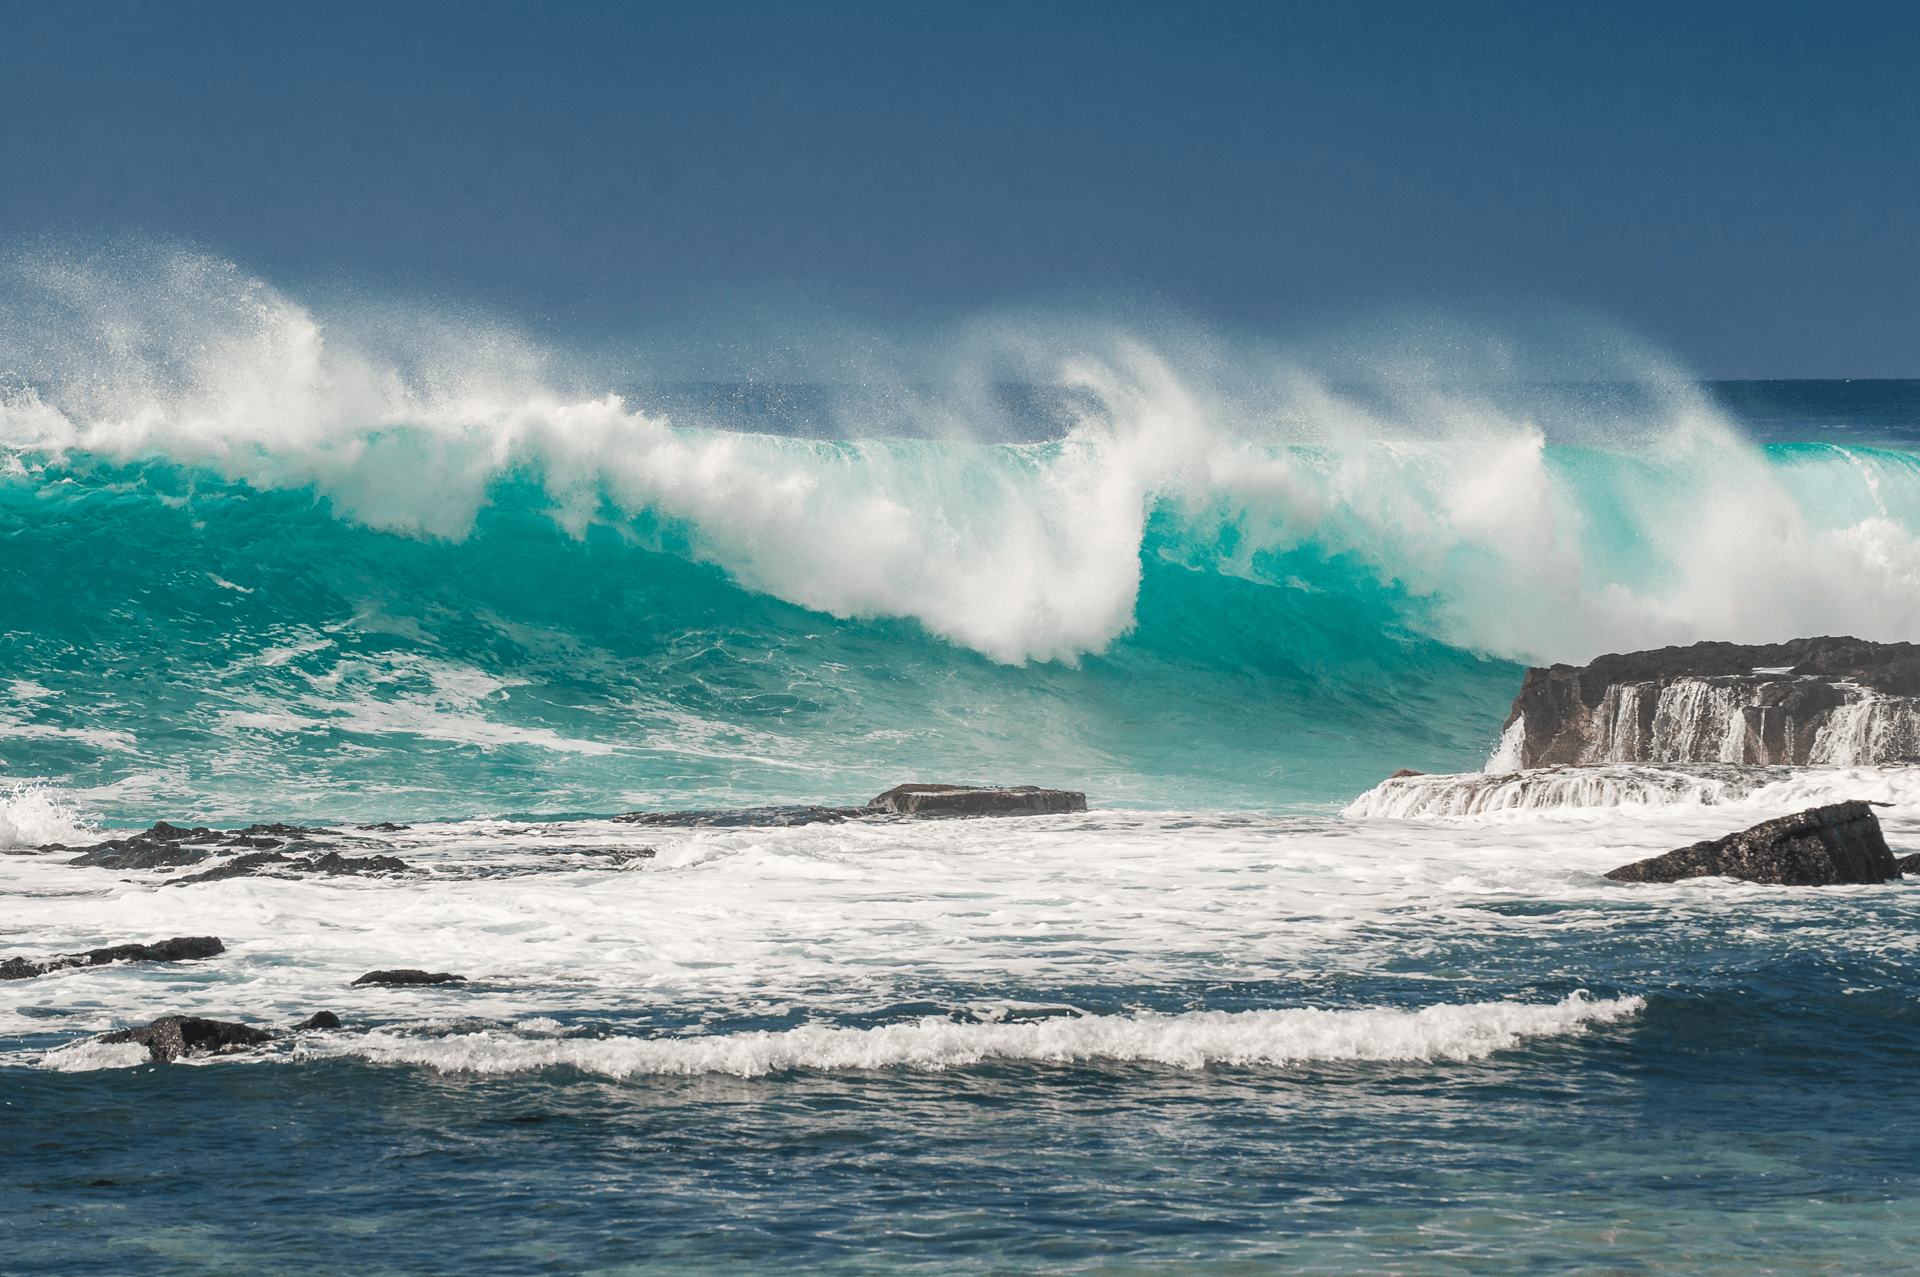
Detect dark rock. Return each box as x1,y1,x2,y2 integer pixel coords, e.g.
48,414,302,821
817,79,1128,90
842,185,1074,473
359,822,411,832
295,1010,342,1029
1605,801,1898,886
98,1014,272,1063
1388,768,1425,779
66,837,215,870
299,851,410,875
866,784,1088,816
145,821,213,842
170,851,291,884
0,935,224,980
1896,853,1920,876
169,849,412,887
352,969,466,986
1498,637,1920,768
60,821,353,869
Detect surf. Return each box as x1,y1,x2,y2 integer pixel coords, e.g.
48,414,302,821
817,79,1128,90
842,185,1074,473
4,246,1920,820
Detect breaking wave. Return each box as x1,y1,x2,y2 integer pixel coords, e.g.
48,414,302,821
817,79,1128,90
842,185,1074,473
4,243,1920,814
40,994,1645,1075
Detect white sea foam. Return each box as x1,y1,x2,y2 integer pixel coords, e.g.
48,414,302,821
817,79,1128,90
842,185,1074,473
5,246,1920,667
281,994,1644,1078
1346,763,1920,820
0,781,94,848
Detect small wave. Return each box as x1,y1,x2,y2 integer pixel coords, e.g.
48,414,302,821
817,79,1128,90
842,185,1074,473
287,994,1641,1078
1345,763,1920,819
0,781,93,848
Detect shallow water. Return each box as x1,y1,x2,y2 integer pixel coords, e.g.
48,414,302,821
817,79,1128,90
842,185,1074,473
6,800,1919,1273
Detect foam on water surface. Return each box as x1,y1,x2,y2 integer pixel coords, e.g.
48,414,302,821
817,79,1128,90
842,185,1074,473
1347,762,1920,820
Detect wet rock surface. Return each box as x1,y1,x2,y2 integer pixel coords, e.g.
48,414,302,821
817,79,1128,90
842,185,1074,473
1896,853,1920,876
41,821,418,883
295,1011,342,1029
98,1014,272,1063
1,935,224,980
170,850,413,886
1605,801,1899,886
616,784,1088,826
352,969,466,986
1501,637,1920,768
866,784,1088,816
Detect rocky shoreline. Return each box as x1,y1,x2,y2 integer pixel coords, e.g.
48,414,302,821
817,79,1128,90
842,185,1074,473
21,783,1091,883
1493,636,1920,769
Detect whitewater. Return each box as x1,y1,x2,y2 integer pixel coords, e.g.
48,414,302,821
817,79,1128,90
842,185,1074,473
5,247,1920,1274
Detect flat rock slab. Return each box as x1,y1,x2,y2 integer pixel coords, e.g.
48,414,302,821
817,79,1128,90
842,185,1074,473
866,784,1087,816
615,784,1089,826
353,969,466,986
614,805,867,828
98,1014,272,1063
1,935,224,980
1606,801,1898,886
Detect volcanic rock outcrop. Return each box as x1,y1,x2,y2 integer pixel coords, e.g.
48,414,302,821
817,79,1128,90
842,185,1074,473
1493,637,1920,770
0,935,224,980
98,1015,273,1063
352,969,466,986
1604,801,1899,886
616,783,1089,826
866,784,1087,816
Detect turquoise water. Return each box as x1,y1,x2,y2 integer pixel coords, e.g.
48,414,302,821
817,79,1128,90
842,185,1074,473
4,266,1920,1274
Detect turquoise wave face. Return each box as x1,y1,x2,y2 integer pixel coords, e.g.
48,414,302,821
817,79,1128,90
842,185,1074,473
6,251,1920,822
0,454,1521,820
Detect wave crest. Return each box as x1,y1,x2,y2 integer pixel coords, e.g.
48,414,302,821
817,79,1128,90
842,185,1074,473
6,245,1920,668
280,994,1645,1078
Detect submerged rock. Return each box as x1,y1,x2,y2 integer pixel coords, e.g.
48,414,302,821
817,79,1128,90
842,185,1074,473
1494,637,1920,769
352,969,466,986
1896,853,1920,876
98,1014,272,1063
294,1010,342,1029
58,819,350,869
1605,801,1898,886
866,784,1087,816
614,805,868,827
0,935,224,980
169,850,412,886
615,784,1089,826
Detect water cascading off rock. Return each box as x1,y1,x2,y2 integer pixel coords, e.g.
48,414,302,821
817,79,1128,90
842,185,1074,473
1489,637,1920,771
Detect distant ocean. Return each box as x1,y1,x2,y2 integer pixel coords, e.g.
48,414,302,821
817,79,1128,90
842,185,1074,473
4,255,1918,1273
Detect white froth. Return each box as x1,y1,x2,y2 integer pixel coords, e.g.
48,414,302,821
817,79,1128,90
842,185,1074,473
6,248,1920,666
1346,763,1920,820
276,994,1644,1079
0,781,94,848
5,801,1912,1077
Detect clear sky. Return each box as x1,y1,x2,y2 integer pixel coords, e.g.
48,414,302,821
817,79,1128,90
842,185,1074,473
3,0,1915,378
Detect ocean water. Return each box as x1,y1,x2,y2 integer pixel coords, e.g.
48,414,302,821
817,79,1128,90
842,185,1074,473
4,254,1920,1273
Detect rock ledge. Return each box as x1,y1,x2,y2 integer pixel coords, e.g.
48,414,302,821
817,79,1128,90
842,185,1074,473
1605,801,1899,886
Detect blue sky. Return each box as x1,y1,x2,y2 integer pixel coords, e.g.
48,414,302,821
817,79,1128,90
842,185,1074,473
3,0,1915,377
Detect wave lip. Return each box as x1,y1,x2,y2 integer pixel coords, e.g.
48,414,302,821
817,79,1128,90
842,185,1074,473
277,994,1643,1079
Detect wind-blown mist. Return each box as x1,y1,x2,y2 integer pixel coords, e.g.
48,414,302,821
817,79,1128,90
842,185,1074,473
3,244,1919,820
